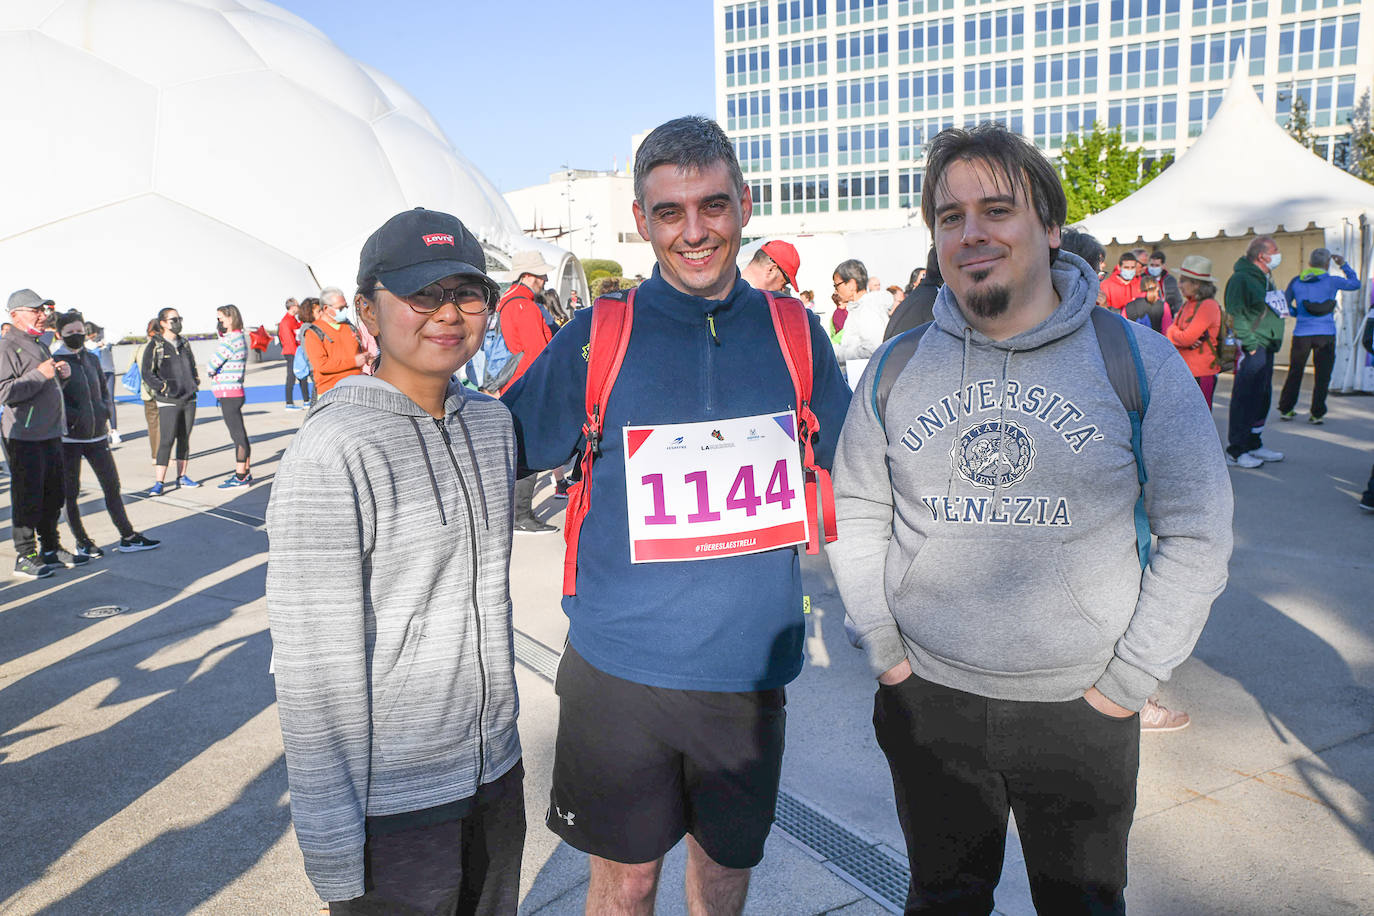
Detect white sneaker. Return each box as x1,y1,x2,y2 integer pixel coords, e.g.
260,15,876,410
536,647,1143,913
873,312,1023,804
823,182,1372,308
1248,446,1284,462
1227,452,1263,469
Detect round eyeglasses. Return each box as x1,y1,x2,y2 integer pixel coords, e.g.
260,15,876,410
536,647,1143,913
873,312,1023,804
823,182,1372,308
376,283,493,316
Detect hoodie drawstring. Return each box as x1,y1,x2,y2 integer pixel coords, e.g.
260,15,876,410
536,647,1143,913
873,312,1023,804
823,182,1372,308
992,346,1015,508
408,416,448,526
454,410,490,530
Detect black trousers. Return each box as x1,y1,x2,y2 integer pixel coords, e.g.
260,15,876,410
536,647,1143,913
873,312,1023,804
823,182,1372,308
63,440,135,542
5,437,65,555
875,675,1139,916
1227,347,1274,458
513,474,538,522
219,396,251,463
1278,334,1336,420
285,358,309,404
329,762,526,916
155,401,196,466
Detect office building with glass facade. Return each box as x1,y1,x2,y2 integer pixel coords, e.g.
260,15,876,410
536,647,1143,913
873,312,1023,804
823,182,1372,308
715,0,1374,235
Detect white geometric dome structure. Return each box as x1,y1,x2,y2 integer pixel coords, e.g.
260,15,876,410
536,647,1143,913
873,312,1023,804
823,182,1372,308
0,0,576,337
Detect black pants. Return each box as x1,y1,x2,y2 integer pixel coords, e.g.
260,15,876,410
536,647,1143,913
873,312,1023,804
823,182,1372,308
1278,334,1336,420
5,437,65,555
219,396,251,464
1227,347,1274,458
285,358,309,404
155,401,196,466
514,474,538,522
329,762,526,916
63,440,135,542
875,675,1139,915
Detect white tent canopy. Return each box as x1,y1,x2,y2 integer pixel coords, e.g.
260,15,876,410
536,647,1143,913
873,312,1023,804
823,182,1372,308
0,0,576,339
1079,56,1374,391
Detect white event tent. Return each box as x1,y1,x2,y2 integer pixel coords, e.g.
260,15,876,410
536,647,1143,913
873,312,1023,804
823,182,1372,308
0,0,582,339
1079,56,1374,392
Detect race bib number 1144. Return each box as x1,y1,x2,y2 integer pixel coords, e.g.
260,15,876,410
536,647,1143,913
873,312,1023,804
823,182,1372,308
622,412,810,563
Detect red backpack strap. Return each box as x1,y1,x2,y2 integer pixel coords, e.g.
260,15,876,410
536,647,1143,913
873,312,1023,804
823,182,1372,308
764,291,837,553
562,289,635,596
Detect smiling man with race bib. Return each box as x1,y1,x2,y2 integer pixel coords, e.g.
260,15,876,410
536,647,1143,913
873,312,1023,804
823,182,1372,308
503,115,850,916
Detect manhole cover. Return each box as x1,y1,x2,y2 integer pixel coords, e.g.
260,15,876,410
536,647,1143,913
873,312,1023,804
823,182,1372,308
79,605,127,619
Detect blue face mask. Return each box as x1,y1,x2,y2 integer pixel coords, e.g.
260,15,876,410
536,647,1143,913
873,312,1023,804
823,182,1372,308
1147,265,1163,277
1118,268,1136,281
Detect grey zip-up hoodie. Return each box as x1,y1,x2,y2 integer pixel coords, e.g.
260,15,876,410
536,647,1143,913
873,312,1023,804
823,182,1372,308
0,327,65,441
830,252,1233,711
266,375,519,902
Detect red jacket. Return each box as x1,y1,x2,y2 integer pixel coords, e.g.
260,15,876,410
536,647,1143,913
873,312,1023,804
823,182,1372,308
497,282,553,394
279,312,302,355
1099,268,1142,313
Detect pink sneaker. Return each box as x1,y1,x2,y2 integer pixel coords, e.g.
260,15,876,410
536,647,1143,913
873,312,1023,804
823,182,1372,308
1141,697,1191,732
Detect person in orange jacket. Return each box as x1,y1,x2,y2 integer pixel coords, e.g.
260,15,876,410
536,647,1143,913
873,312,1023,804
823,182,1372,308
1099,251,1143,313
497,250,557,396
302,287,366,398
1165,255,1224,410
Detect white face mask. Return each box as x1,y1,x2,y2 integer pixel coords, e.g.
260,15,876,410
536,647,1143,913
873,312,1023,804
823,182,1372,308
1267,252,1282,270
1118,268,1136,281
1147,265,1163,277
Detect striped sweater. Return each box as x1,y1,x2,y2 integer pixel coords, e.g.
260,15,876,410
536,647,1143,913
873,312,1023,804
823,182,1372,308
265,375,520,902
207,330,247,398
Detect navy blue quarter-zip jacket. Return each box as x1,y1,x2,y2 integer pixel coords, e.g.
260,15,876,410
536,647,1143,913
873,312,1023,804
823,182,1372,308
503,268,852,691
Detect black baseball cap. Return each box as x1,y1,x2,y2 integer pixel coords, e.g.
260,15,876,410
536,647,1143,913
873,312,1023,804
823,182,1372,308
357,208,500,305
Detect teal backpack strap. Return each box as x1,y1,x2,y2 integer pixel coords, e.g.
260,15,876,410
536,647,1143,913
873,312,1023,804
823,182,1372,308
1089,308,1152,570
872,321,932,435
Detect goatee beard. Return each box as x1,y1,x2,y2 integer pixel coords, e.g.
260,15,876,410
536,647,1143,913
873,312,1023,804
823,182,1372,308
964,282,1011,319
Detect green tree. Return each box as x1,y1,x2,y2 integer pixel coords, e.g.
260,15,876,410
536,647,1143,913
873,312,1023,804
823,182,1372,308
1343,89,1374,183
1058,123,1170,223
1285,95,1315,150
580,258,623,279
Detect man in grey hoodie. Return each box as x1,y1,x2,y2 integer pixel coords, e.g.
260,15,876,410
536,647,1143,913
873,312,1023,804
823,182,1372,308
829,125,1233,913
267,209,522,914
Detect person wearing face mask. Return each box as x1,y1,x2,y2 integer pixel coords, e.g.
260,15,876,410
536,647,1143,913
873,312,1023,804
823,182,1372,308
1145,250,1184,318
1099,252,1143,313
301,287,366,398
1223,235,1288,469
142,306,201,494
207,304,253,488
53,309,161,557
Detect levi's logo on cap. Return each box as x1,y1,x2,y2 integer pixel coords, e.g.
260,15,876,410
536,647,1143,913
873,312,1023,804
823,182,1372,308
422,233,456,247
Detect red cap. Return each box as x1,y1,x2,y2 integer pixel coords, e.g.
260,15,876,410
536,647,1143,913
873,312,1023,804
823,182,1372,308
760,240,800,289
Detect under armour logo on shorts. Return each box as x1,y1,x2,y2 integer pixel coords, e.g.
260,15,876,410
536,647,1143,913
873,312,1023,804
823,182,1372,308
556,806,576,826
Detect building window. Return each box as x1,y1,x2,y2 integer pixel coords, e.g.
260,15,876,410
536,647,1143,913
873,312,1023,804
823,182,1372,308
1190,27,1263,81
897,17,955,65
1277,15,1360,72
962,109,1026,137
836,170,891,210
725,1,771,43
1032,102,1098,149
748,179,774,215
726,90,772,130
734,135,773,173
1111,0,1181,38
1034,1,1101,48
897,67,955,113
1106,95,1178,142
1106,40,1178,92
963,9,1025,57
835,0,888,25
835,27,890,72
780,82,830,124
897,0,955,13
780,174,830,213
725,44,771,88
1194,0,1269,27
966,60,1026,106
898,117,955,160
779,128,830,168
837,122,891,165
776,0,829,34
898,168,924,209
779,37,828,79
837,76,890,118
1276,75,1358,129
1187,88,1226,136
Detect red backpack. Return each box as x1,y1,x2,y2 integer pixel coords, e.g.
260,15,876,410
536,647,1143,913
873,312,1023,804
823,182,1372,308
561,289,837,595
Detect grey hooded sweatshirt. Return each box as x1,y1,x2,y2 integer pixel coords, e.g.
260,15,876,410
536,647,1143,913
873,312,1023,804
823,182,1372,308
266,375,519,902
829,252,1233,712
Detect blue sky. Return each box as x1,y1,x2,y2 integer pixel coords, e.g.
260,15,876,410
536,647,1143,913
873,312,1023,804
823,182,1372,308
274,1,717,192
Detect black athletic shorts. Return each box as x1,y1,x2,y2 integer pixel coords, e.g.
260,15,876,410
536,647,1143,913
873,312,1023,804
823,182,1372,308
546,644,787,869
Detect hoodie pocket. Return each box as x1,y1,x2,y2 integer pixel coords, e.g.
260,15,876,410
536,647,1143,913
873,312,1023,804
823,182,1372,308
890,536,1119,675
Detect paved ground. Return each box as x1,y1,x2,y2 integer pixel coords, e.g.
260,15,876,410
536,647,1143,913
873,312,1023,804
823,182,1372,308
1,357,1371,915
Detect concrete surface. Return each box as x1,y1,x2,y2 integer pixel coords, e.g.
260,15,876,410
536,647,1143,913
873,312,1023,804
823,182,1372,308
1,357,1371,915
